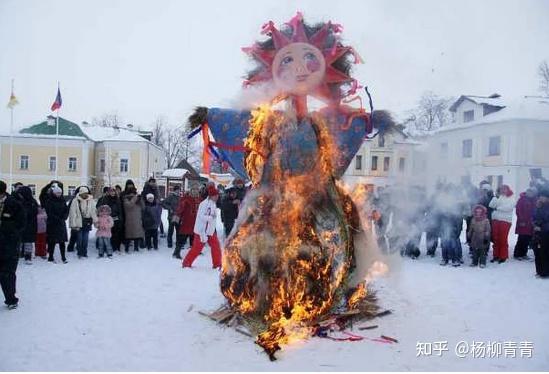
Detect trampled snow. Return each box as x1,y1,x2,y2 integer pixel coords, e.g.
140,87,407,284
2,227,549,371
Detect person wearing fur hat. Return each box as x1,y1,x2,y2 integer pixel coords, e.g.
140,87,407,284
467,205,491,268
142,193,162,250
182,185,222,269
44,184,69,263
68,186,97,259
95,205,114,258
489,184,515,263
533,188,549,278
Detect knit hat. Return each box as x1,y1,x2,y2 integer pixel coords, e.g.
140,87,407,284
207,185,219,197
98,204,111,215
78,186,90,195
472,204,487,220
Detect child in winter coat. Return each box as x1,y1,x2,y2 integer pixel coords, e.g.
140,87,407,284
96,205,114,258
35,207,48,258
467,205,491,268
142,193,162,250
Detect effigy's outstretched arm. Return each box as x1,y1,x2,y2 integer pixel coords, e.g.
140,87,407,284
187,107,252,179
318,107,396,178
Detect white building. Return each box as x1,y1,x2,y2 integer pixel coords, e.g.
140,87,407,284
417,95,549,193
342,129,422,188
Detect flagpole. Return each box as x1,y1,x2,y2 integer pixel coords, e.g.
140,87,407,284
55,81,59,180
9,79,14,190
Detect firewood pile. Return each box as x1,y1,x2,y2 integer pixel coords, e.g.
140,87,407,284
198,289,394,360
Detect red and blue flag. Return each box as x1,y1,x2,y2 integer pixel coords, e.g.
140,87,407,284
50,87,62,111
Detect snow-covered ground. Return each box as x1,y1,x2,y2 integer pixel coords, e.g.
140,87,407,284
2,232,548,371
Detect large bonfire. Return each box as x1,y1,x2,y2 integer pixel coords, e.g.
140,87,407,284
188,12,393,359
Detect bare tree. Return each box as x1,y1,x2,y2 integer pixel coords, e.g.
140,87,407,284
538,60,549,96
151,115,168,147
149,116,201,169
91,112,123,128
406,91,452,133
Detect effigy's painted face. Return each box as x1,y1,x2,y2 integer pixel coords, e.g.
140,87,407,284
272,42,326,96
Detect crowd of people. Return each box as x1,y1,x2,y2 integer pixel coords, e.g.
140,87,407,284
370,178,549,278
0,176,250,309
2,175,548,310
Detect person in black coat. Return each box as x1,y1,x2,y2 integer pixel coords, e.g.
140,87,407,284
533,189,549,278
0,180,26,308
221,188,240,237
97,186,124,252
39,180,64,207
44,184,69,263
15,186,38,263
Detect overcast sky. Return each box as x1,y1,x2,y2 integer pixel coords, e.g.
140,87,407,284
1,0,548,130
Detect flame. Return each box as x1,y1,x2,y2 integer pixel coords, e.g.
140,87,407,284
220,104,367,359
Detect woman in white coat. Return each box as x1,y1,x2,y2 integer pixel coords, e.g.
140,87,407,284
489,184,515,263
68,186,97,258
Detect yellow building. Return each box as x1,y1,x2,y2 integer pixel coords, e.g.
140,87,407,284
0,115,166,197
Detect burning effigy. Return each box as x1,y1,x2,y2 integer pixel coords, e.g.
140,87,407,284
188,12,393,360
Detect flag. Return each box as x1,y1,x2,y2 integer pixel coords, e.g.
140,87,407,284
50,87,62,111
7,91,19,109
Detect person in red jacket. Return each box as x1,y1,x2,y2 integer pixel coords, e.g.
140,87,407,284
514,187,538,260
172,186,201,259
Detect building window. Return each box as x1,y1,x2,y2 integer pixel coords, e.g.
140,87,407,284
378,135,385,148
68,157,77,172
497,175,503,189
49,156,56,172
463,110,474,123
398,157,405,172
100,159,105,173
355,155,362,170
28,184,36,196
120,158,129,173
19,155,29,170
462,139,473,158
371,156,378,171
383,157,390,171
440,142,448,158
488,136,501,156
68,186,76,196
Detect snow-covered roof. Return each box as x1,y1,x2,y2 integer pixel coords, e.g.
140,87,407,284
81,124,150,142
449,94,506,112
162,168,190,178
435,96,549,134
201,173,236,186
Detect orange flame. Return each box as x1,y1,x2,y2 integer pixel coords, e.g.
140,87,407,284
220,104,365,358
